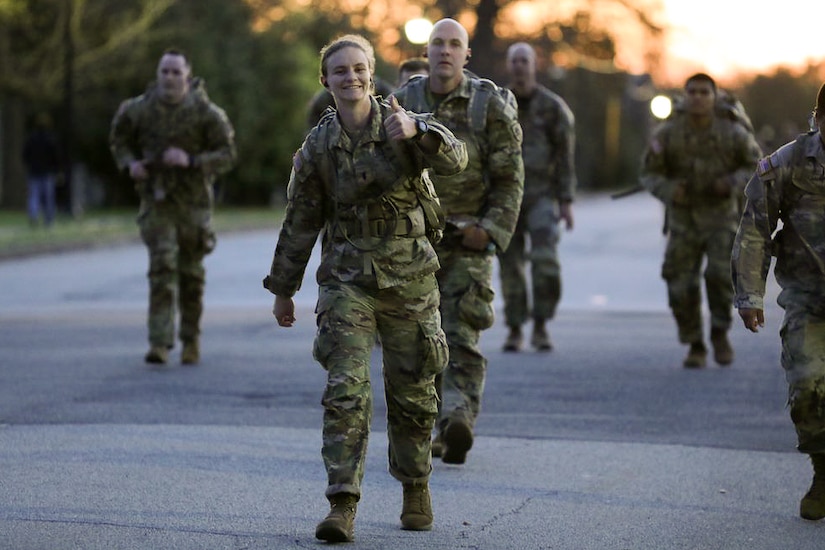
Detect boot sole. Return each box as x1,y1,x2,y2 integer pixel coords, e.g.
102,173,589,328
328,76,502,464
401,517,433,531
442,421,473,464
315,523,354,542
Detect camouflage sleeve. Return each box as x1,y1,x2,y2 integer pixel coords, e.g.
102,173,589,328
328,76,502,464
477,90,525,252
109,96,141,172
728,124,763,195
549,98,577,203
731,146,789,310
415,114,468,177
639,122,676,204
265,133,326,297
191,102,237,176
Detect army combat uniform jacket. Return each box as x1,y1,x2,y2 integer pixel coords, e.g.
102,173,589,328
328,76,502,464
264,95,468,295
641,114,762,232
392,74,524,252
733,131,825,312
109,78,237,213
514,84,576,206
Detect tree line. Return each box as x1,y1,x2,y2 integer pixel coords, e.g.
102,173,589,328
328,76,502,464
1,0,822,212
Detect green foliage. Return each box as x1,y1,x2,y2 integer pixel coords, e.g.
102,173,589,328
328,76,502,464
4,0,381,207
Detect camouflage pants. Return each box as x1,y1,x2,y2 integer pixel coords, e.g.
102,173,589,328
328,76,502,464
434,248,495,430
778,290,825,454
661,225,735,343
138,205,215,348
312,276,446,498
498,196,561,327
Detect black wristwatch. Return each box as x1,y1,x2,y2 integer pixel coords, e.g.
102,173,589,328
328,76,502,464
412,119,429,142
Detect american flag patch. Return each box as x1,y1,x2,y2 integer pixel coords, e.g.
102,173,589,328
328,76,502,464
757,156,773,177
650,138,663,155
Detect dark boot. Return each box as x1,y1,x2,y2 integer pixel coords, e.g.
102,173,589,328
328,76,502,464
315,493,358,542
503,326,522,352
400,482,433,531
144,346,168,364
710,328,733,366
441,418,473,465
682,341,707,368
801,453,825,520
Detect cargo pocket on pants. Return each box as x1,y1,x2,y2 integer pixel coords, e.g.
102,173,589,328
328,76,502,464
419,316,449,378
458,279,495,330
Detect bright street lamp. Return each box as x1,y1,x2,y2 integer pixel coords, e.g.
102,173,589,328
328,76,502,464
650,95,672,120
404,18,433,45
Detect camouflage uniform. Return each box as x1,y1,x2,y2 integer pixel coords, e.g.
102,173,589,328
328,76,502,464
732,131,825,452
110,78,236,350
641,114,762,346
499,84,576,328
393,73,524,432
264,95,467,498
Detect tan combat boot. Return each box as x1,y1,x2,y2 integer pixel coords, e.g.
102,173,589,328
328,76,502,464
315,493,358,542
682,342,707,368
801,453,825,520
401,482,433,531
441,417,474,465
531,322,553,352
144,346,168,364
503,326,522,352
710,328,733,366
181,339,200,365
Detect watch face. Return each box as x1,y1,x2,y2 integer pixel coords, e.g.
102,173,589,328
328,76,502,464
417,119,428,134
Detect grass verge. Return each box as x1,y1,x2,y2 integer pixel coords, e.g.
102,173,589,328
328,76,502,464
0,207,281,261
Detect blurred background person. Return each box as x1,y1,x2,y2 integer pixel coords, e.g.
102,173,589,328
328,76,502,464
396,57,429,88
22,113,61,228
640,73,762,368
499,42,577,353
110,48,236,366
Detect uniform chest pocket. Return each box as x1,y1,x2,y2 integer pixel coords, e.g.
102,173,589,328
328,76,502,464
792,159,825,194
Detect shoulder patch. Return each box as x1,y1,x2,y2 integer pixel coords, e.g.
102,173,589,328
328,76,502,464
650,138,663,155
757,156,774,177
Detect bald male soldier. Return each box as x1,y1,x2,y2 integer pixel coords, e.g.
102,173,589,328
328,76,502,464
110,49,236,365
392,18,524,465
499,42,576,353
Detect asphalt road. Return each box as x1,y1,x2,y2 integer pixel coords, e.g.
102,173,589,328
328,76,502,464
1,193,820,549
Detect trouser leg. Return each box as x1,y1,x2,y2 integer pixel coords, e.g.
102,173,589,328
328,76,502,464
314,284,375,499
378,276,445,484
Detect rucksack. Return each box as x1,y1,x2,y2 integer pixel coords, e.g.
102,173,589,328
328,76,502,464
670,90,754,133
310,103,445,245
399,71,517,137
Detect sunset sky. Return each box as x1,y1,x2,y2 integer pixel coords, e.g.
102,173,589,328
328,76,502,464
661,0,823,83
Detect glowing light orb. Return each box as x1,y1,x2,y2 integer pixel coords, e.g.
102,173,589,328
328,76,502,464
404,18,433,45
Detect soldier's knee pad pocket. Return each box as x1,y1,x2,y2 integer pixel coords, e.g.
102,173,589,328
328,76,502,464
458,280,495,330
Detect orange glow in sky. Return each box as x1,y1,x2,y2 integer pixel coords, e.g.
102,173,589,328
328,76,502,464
661,0,824,84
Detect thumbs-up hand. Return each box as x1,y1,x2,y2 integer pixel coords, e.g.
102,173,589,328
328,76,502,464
383,95,415,141
390,95,404,113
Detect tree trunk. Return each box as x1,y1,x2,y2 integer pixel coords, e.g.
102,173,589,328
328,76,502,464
468,0,502,82
0,96,28,209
